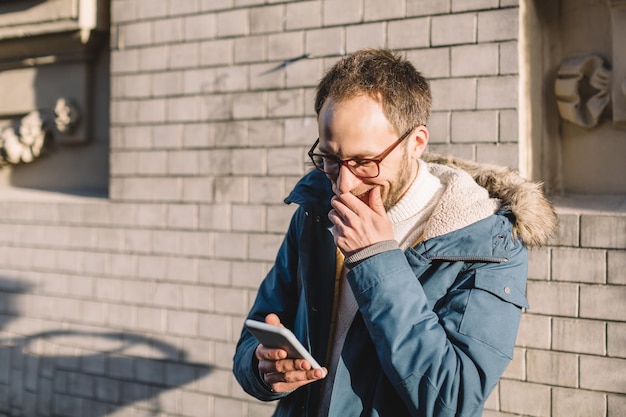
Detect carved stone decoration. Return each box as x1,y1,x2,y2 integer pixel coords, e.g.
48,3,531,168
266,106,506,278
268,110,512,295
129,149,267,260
54,98,81,134
555,54,612,128
0,98,81,166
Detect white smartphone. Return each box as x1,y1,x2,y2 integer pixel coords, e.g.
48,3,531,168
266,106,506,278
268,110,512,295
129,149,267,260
244,319,323,370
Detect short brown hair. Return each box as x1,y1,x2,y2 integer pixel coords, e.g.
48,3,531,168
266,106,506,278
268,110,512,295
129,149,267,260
314,48,431,135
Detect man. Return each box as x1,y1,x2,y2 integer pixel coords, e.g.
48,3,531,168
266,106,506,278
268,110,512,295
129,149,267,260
233,48,556,417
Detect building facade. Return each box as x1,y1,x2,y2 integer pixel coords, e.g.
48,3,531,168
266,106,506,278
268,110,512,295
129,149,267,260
0,0,624,416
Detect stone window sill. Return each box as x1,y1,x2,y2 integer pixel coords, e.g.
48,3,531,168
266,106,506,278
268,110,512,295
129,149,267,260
549,194,626,249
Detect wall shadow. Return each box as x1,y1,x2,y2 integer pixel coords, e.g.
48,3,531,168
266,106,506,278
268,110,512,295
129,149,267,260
0,0,47,14
0,276,212,417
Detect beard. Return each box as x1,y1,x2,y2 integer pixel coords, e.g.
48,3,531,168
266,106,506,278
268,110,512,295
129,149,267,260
381,153,414,210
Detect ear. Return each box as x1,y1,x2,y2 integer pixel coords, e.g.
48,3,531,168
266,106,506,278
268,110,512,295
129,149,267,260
408,125,429,160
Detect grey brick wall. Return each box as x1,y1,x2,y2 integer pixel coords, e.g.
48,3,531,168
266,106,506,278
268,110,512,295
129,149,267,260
0,0,624,416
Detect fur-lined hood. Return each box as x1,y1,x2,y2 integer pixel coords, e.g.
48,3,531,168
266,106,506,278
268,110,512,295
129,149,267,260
423,153,557,247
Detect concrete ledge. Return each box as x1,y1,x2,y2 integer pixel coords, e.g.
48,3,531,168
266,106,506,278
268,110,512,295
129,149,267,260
549,194,626,249
0,187,107,203
551,194,626,214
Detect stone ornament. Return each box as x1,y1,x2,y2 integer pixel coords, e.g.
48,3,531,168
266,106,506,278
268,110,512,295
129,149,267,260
555,54,612,128
0,97,80,166
54,97,81,134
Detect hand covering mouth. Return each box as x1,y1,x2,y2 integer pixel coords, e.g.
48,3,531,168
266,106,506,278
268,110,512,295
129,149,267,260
352,188,374,206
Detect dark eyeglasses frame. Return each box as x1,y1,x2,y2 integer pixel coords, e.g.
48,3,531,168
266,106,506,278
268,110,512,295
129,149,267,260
307,126,416,179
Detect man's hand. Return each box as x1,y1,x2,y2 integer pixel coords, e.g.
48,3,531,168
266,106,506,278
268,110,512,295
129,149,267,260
328,187,394,257
255,314,327,393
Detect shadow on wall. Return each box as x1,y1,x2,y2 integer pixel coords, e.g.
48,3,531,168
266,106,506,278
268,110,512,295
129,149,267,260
0,276,212,417
0,0,47,14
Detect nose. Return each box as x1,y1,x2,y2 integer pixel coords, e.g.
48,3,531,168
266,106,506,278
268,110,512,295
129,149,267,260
334,164,363,195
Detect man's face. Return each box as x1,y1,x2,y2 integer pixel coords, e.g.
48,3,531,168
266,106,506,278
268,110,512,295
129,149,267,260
317,96,420,211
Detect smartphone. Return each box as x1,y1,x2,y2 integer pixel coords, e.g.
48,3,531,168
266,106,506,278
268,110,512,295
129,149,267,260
244,319,323,370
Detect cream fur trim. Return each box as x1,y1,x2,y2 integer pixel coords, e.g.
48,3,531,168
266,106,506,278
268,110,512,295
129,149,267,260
422,163,501,241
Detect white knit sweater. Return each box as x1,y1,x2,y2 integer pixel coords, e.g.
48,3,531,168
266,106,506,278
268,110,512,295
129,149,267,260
388,159,445,249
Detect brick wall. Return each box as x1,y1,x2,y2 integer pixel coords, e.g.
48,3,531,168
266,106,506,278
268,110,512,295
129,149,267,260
0,0,623,416
486,210,626,416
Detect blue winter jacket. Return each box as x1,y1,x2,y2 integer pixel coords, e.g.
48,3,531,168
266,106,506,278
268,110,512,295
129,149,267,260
233,157,556,417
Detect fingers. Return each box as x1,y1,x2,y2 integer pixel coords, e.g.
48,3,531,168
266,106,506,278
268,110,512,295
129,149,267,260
368,186,386,215
329,188,393,254
330,192,367,218
263,366,326,383
263,366,328,393
264,313,283,327
259,357,312,375
328,196,362,235
256,350,327,394
330,188,385,221
255,344,287,362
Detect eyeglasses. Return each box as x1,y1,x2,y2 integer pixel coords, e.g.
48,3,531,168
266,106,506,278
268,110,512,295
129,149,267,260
307,127,415,179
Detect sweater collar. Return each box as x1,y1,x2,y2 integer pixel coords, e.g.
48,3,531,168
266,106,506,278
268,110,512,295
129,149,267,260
387,159,443,225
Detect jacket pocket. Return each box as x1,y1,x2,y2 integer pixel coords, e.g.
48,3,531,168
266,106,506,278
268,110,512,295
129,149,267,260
458,270,528,358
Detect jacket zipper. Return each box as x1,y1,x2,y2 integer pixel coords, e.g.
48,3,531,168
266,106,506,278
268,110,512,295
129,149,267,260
427,256,508,263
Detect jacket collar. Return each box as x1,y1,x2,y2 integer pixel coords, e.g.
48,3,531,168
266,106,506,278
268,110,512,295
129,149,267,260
284,169,334,219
